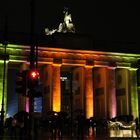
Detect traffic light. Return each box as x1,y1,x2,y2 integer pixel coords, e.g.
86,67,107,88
28,69,40,87
28,83,43,97
15,70,28,96
27,69,42,97
28,69,40,81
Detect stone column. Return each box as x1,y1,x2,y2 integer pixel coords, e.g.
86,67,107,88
0,60,8,120
52,64,61,112
42,64,53,115
107,67,117,118
85,66,93,119
116,68,129,115
129,68,139,119
94,67,107,118
72,67,85,113
18,63,29,112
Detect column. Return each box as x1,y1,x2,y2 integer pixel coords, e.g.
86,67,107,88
93,67,107,118
72,67,84,113
52,64,61,112
129,68,139,119
0,60,8,120
85,66,93,119
42,64,53,115
18,63,29,112
107,67,117,118
116,68,129,115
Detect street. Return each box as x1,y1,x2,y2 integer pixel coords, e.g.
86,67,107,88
1,135,140,140
1,129,140,140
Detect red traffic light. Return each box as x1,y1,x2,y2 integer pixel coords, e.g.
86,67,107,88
28,69,40,80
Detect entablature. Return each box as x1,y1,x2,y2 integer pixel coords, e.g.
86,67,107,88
0,44,140,68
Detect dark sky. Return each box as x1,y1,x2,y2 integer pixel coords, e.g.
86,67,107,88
0,0,139,42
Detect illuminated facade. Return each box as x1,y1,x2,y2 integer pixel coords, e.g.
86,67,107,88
0,35,140,121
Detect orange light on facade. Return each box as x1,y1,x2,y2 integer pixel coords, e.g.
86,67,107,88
85,66,94,119
52,64,61,112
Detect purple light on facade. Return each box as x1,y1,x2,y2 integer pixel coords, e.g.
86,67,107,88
26,97,29,112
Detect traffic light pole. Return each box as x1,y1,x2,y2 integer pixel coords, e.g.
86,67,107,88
30,0,35,69
29,0,36,139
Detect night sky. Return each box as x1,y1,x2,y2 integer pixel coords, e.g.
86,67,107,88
0,0,139,43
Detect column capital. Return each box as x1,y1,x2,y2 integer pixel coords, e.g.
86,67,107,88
85,65,93,68
116,62,131,68
86,59,94,66
129,67,138,71
53,63,62,67
93,61,116,68
107,67,116,70
53,58,62,67
93,60,108,67
53,58,62,66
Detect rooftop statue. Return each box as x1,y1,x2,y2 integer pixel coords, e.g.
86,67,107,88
45,8,75,35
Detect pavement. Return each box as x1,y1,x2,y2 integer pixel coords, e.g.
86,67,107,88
1,134,140,140
1,136,140,140
0,128,140,140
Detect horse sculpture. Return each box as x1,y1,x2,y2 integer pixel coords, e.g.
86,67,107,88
108,120,136,137
45,7,75,35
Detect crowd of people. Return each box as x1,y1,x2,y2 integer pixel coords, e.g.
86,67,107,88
1,111,140,139
40,111,109,139
0,111,29,139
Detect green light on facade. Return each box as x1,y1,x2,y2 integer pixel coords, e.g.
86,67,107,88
0,60,8,121
129,68,139,119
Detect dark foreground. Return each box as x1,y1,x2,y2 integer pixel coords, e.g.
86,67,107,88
1,135,140,140
1,113,140,140
0,129,140,140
